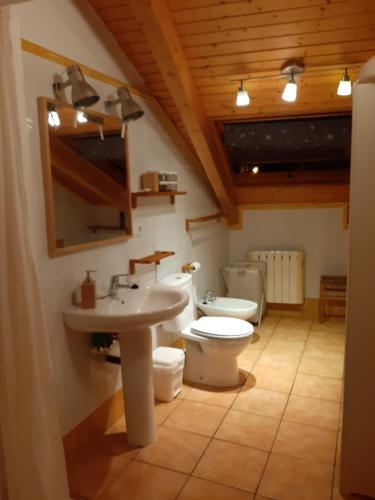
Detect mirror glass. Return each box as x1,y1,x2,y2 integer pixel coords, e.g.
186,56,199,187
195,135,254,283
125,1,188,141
38,98,132,257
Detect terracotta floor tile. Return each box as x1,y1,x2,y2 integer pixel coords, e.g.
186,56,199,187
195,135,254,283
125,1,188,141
256,316,281,333
193,439,268,493
98,419,142,459
216,409,279,451
308,331,346,347
284,395,340,430
258,452,333,500
237,348,261,371
247,365,296,393
276,318,312,332
311,319,346,334
304,340,345,361
299,356,343,379
98,461,187,500
154,398,182,425
233,386,288,419
256,352,301,373
163,400,227,437
292,373,342,402
270,330,309,345
178,383,193,399
177,477,253,500
263,339,306,356
246,332,270,351
68,450,130,499
184,385,240,408
136,427,209,474
273,420,337,465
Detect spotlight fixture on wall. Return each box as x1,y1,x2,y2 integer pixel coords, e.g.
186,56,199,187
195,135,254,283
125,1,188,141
281,60,304,103
337,68,352,96
53,65,100,108
236,80,250,107
105,86,144,138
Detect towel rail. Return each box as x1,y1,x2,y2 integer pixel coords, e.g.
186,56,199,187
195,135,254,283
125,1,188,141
185,213,223,232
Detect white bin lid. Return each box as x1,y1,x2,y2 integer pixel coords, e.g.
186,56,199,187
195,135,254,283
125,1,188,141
153,347,185,375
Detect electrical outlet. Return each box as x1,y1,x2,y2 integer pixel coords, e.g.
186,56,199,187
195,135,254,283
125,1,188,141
134,223,143,236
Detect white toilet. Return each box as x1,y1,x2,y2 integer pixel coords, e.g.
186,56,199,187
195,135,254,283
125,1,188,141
160,273,254,387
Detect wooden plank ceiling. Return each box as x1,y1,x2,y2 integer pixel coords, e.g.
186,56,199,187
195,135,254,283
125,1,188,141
88,0,375,211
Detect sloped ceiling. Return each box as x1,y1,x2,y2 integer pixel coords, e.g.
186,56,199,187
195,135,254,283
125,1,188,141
87,0,373,211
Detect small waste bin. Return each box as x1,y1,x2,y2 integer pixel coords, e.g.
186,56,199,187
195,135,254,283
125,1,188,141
152,346,185,402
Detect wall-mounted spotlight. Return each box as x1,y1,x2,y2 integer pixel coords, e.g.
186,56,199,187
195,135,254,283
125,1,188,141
105,86,144,138
281,60,304,103
252,165,260,174
53,65,100,108
236,80,250,107
337,68,352,96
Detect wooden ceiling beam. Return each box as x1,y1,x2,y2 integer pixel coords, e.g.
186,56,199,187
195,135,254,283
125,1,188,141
129,0,238,223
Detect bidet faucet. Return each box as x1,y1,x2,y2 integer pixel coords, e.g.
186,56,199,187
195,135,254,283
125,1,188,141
203,289,216,303
109,274,139,298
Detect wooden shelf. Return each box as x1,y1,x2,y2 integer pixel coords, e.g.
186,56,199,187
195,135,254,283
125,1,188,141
185,212,224,232
129,251,175,274
131,191,186,209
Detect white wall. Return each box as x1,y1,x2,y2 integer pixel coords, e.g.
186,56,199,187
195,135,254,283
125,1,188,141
16,0,229,434
229,208,348,298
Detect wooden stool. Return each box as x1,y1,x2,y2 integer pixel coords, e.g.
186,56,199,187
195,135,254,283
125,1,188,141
319,275,347,323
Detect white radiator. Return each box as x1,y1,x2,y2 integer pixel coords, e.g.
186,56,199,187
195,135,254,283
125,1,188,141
249,250,304,305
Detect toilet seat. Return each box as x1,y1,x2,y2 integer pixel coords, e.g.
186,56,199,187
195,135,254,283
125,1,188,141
189,316,253,340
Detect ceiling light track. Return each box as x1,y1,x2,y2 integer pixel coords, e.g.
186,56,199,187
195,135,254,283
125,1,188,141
231,60,356,106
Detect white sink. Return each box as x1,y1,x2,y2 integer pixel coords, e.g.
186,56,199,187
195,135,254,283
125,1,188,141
198,297,258,321
64,284,188,332
64,284,189,447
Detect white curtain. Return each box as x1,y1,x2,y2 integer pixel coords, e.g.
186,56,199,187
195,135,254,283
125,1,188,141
0,7,69,500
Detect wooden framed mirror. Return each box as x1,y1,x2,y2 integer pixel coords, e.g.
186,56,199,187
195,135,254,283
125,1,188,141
38,97,132,257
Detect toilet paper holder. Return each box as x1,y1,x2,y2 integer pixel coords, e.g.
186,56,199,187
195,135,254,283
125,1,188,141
181,262,201,274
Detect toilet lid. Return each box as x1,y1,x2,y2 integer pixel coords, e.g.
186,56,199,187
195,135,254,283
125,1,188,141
190,316,254,339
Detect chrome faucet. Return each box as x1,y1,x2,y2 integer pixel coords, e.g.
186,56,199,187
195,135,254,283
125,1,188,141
203,289,216,303
109,274,139,298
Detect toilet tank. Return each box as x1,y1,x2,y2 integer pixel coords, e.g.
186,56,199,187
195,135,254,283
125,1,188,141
160,273,195,332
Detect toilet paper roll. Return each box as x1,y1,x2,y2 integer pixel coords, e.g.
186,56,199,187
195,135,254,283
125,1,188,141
190,262,201,273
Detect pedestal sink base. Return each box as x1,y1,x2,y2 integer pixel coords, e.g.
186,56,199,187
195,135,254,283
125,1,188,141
119,326,156,447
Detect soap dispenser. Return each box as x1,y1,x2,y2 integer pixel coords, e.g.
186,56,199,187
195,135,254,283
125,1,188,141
81,270,97,309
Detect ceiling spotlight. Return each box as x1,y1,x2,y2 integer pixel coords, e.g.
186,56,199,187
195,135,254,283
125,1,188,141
76,110,88,124
47,110,60,128
337,68,352,96
282,76,297,102
105,86,144,123
53,65,100,108
252,165,259,174
281,60,304,103
47,103,60,128
236,80,250,107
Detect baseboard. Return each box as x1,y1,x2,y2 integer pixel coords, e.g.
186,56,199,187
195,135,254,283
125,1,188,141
267,298,320,320
63,389,124,466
